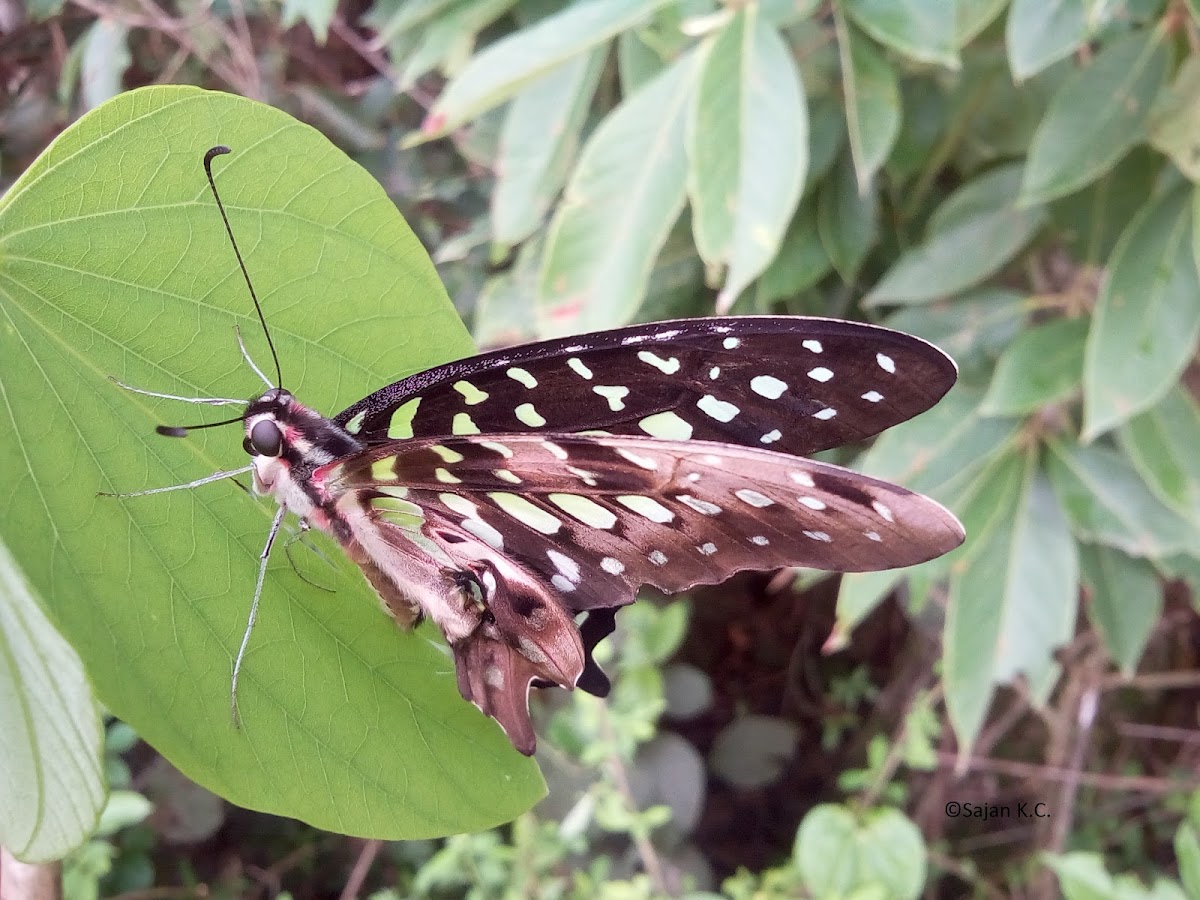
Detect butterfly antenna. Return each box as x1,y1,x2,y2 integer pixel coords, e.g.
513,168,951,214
203,146,284,389
155,413,246,438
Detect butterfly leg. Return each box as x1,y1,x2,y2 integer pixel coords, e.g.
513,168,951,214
231,504,286,727
99,465,255,498
108,376,246,407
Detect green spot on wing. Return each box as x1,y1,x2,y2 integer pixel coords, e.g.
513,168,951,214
388,397,422,439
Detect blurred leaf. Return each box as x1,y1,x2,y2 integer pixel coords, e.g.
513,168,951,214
398,0,517,91
421,0,672,136
1049,144,1161,264
492,49,605,247
1005,0,1101,81
368,0,459,43
537,50,699,335
0,537,105,862
709,715,798,789
796,804,926,900
281,0,337,43
688,7,807,312
1118,385,1200,520
946,453,1077,749
804,97,848,195
633,214,707,323
1045,441,1199,558
834,11,901,191
887,76,948,184
617,29,664,92
957,0,1007,45
80,19,130,111
94,791,153,838
835,568,903,638
1082,188,1200,440
818,155,878,281
884,289,1028,372
1179,820,1200,900
1148,56,1200,183
1044,853,1114,899
628,733,706,834
981,316,1087,415
867,164,1044,305
1078,544,1161,676
1019,28,1169,204
842,0,958,69
753,201,831,305
0,86,545,838
472,242,542,349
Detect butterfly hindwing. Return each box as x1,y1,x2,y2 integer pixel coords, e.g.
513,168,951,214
329,433,965,616
332,317,957,458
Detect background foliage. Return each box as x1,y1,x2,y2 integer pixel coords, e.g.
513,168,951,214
2,0,1200,897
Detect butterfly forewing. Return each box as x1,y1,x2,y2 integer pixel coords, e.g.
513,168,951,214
330,433,965,617
332,317,957,458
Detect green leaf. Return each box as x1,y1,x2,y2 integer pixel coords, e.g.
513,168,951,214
1005,0,1100,82
957,0,1008,46
818,155,878,281
617,29,665,93
842,0,958,70
1045,441,1199,558
981,316,1088,415
866,164,1044,305
368,0,459,44
94,790,153,838
946,452,1078,750
1118,386,1200,520
1078,544,1161,676
834,11,901,192
1082,188,1200,440
420,0,672,137
280,0,338,43
1019,28,1169,204
397,0,517,91
1148,56,1200,183
0,86,544,838
492,48,605,247
1044,853,1115,899
834,568,904,639
0,537,105,861
80,19,131,111
538,51,699,334
796,804,926,900
753,200,831,305
688,8,807,311
1179,821,1200,900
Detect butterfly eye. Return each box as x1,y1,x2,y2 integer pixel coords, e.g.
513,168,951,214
248,420,283,457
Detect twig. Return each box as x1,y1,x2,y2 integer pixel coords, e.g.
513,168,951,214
339,839,382,900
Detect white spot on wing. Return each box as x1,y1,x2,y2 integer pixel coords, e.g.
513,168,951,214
750,375,788,399
435,467,461,484
803,339,823,353
639,411,694,440
760,429,782,444
515,402,546,427
862,390,884,403
697,394,739,422
601,557,626,575
803,530,833,542
494,469,522,485
552,574,576,593
735,489,774,508
877,353,896,374
463,518,505,550
807,367,833,383
813,408,837,420
593,385,630,411
677,494,722,515
637,350,681,374
547,549,581,583
656,329,680,340
790,471,815,487
709,366,720,379
649,550,668,566
542,441,569,460
616,447,658,470
507,367,537,388
873,501,895,522
750,535,769,546
798,496,827,510
489,492,562,534
697,542,717,555
568,357,593,379
723,337,741,349
549,493,617,529
480,440,513,458
865,531,882,542
617,495,674,523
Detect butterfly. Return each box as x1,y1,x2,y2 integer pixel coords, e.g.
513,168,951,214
113,147,965,756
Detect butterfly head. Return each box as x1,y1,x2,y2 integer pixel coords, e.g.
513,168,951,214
243,388,361,495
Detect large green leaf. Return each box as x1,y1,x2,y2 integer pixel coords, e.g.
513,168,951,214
945,451,1078,750
1005,0,1096,82
0,86,545,838
1019,28,1169,204
0,537,105,862
980,316,1087,416
538,50,699,335
688,7,807,312
795,804,926,899
1082,188,1200,440
1078,543,1161,676
1148,56,1200,184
